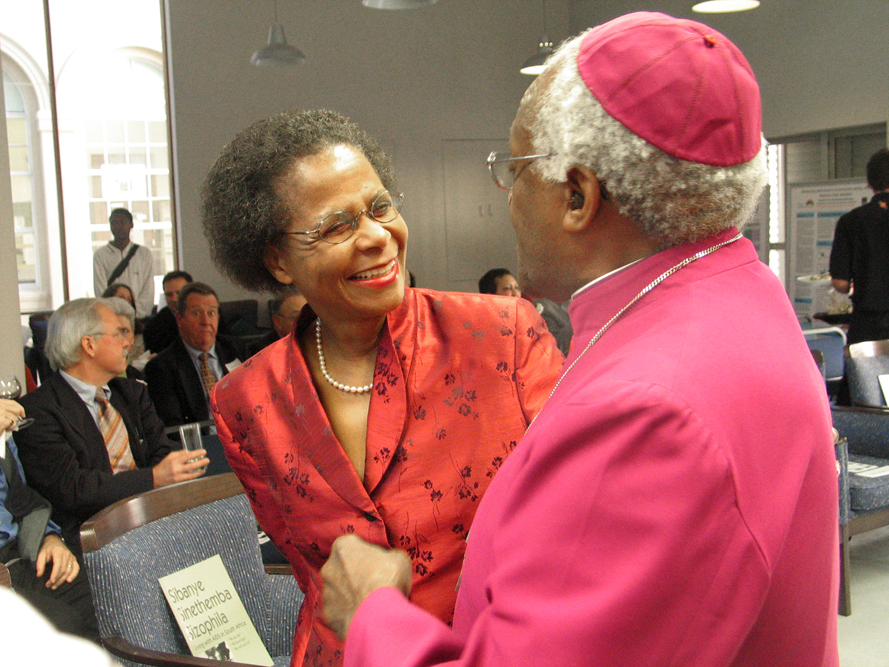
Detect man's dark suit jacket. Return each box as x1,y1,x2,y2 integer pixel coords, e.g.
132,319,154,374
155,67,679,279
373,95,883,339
142,306,178,354
15,372,172,554
143,335,246,428
246,330,280,358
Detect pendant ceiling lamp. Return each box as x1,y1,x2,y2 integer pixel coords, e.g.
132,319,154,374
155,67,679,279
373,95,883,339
251,0,306,67
520,0,553,76
692,0,759,12
362,0,438,8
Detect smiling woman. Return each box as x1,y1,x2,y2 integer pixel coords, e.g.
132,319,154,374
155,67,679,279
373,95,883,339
201,109,565,667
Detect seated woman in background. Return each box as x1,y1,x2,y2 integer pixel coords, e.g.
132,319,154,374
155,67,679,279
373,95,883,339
102,282,143,335
102,282,135,309
105,294,150,377
202,109,564,667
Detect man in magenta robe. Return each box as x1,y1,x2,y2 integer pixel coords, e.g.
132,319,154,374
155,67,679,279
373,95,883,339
320,12,839,667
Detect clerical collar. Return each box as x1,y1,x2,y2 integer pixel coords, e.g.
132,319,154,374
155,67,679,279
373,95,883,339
571,258,645,301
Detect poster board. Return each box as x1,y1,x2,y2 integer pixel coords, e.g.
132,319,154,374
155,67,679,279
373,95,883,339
743,184,770,263
787,179,870,317
159,555,273,665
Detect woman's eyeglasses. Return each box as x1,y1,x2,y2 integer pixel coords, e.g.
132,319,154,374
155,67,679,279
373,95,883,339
281,191,405,245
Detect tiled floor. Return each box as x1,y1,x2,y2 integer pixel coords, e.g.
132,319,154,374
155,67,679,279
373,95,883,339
838,524,889,666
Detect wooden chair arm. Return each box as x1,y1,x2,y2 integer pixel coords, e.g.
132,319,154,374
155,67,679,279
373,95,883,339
0,562,11,588
101,635,263,667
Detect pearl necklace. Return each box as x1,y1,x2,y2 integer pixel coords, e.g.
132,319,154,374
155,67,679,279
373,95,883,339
544,232,743,403
315,319,374,394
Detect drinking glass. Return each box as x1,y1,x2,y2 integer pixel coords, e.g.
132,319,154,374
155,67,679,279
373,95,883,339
178,422,208,472
0,376,35,430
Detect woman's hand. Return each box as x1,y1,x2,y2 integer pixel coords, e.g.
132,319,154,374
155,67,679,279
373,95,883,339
0,399,24,433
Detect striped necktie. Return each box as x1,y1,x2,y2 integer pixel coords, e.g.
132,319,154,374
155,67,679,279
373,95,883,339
95,387,136,473
199,352,218,397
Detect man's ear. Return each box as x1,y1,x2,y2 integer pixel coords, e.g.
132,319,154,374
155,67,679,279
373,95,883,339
263,245,295,286
80,335,97,360
563,166,604,233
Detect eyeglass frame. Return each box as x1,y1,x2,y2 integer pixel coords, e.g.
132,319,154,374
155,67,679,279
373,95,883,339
486,151,556,190
88,327,129,342
278,190,405,245
487,151,610,201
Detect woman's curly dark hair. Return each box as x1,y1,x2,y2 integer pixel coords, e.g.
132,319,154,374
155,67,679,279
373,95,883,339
201,109,396,292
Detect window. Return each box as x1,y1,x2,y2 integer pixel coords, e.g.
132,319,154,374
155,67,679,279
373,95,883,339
2,0,174,314
4,71,39,284
82,54,173,291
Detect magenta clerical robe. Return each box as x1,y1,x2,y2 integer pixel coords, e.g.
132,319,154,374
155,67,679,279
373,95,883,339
343,229,839,667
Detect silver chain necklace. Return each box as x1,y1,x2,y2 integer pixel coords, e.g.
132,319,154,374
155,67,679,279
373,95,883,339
315,319,374,394
544,232,743,402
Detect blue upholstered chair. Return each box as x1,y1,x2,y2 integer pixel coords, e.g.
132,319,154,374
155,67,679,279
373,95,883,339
80,473,302,667
831,406,889,615
803,323,846,398
845,339,889,408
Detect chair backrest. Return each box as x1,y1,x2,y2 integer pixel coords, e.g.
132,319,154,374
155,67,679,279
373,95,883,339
847,339,889,359
845,339,889,407
80,474,276,662
219,299,261,337
805,328,846,381
831,406,889,460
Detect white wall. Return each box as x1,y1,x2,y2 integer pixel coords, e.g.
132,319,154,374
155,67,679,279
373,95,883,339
164,0,570,298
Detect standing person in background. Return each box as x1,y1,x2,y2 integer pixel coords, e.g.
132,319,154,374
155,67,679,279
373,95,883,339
830,148,889,345
477,267,521,297
321,13,839,667
93,208,155,319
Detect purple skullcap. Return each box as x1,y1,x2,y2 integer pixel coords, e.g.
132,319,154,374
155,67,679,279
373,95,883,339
577,12,762,167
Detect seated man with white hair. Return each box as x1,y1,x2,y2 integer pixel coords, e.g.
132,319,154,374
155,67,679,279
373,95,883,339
14,297,207,557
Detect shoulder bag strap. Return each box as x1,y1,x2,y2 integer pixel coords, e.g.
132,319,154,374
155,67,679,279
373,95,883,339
106,244,140,287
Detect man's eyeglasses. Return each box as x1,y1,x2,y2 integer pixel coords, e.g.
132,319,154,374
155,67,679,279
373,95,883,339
486,152,556,190
280,191,405,245
90,328,129,341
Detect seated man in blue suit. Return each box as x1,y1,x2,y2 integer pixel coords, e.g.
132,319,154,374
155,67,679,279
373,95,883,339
15,298,207,556
144,282,247,428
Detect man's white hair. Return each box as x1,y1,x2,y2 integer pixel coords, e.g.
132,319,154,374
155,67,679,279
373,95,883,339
525,31,767,248
104,295,136,328
45,298,118,371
